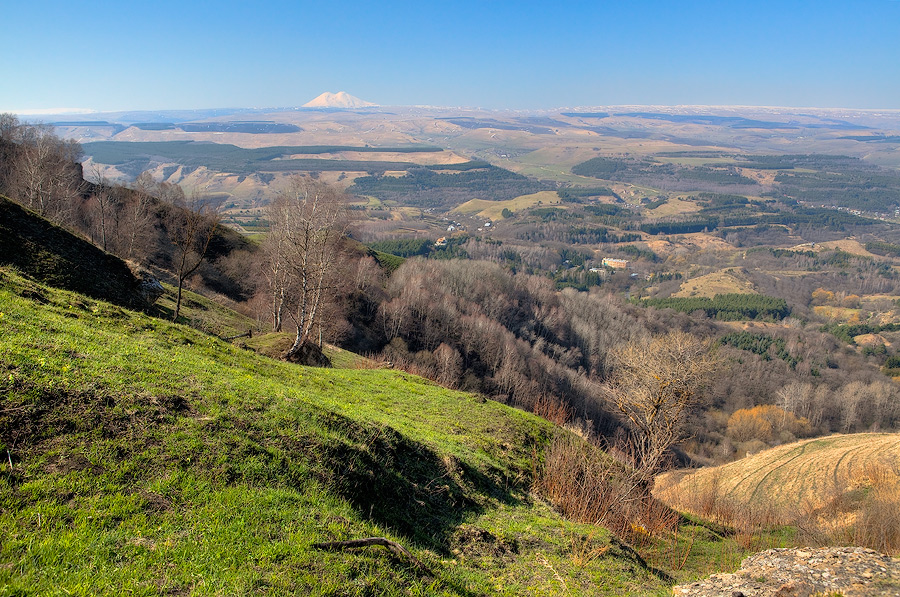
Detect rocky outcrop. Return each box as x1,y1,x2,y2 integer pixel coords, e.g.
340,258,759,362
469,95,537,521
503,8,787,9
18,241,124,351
673,547,900,596
284,340,332,367
138,276,165,306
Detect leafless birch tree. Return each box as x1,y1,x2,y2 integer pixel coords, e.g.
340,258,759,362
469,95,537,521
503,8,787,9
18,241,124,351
264,177,347,362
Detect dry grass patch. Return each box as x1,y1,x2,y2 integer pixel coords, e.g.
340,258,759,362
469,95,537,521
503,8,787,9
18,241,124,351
853,333,891,347
655,434,900,554
643,196,701,219
812,305,863,322
815,239,878,257
673,269,756,298
737,168,778,185
452,191,561,220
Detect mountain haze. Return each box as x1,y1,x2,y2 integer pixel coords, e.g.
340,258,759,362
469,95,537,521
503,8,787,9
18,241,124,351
302,91,377,108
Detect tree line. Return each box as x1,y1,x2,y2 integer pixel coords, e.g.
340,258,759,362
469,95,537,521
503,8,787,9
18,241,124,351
642,293,791,321
0,114,252,321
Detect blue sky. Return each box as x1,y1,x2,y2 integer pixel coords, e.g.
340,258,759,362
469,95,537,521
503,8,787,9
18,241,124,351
2,0,898,113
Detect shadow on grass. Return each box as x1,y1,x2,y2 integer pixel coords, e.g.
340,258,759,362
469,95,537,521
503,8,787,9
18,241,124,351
3,377,524,563
310,410,524,554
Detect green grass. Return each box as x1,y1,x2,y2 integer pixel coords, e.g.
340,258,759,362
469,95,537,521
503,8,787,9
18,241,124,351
152,284,259,339
2,258,776,594
0,267,746,595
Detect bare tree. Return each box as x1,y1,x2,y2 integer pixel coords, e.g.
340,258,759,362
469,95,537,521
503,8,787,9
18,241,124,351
86,165,118,251
0,113,19,143
262,210,291,333
607,330,718,485
124,172,159,261
7,123,83,224
434,343,463,388
264,177,348,362
167,191,219,322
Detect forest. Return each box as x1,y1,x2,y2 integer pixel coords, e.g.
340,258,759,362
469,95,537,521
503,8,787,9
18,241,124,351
348,165,552,207
569,152,900,213
82,141,443,177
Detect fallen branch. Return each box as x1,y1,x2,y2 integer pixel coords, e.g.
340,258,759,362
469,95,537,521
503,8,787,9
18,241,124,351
311,537,432,576
223,329,253,341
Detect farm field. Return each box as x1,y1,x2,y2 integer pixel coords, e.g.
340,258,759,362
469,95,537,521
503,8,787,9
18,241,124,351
655,433,900,515
452,190,562,219
673,269,757,298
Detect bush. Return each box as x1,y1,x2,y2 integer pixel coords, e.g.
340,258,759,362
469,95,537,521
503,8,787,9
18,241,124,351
726,405,812,443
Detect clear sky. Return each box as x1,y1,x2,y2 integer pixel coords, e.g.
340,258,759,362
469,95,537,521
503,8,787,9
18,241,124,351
2,0,899,113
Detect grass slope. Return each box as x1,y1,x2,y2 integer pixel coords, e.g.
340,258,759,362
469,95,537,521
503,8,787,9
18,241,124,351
0,268,694,595
0,196,145,309
672,269,757,298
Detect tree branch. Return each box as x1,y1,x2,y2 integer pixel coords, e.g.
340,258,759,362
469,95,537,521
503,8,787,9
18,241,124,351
311,537,432,576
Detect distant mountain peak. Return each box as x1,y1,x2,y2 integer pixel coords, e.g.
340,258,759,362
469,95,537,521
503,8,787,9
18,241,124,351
302,91,377,109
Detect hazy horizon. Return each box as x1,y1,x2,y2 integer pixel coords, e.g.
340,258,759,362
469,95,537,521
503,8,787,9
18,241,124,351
10,100,900,120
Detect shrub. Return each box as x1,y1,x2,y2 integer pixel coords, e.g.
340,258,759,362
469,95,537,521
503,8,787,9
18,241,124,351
726,405,812,443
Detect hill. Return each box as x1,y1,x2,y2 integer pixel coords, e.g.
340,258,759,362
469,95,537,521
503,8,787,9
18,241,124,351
0,195,152,309
657,433,900,510
655,433,900,553
1,267,719,595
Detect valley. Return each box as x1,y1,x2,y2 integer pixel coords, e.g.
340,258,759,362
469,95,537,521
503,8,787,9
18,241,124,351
3,99,900,594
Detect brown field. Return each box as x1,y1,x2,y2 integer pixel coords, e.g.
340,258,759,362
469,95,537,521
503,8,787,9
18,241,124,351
452,191,561,219
816,239,878,257
656,433,900,515
737,167,778,185
673,268,756,297
643,196,701,219
790,239,878,258
644,233,735,258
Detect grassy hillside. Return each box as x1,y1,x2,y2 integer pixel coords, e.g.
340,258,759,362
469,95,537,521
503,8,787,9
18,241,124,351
671,269,756,298
0,267,722,595
0,196,146,309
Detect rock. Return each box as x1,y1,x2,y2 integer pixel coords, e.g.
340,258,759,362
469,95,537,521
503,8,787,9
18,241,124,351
673,547,900,596
284,340,332,367
137,274,164,307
